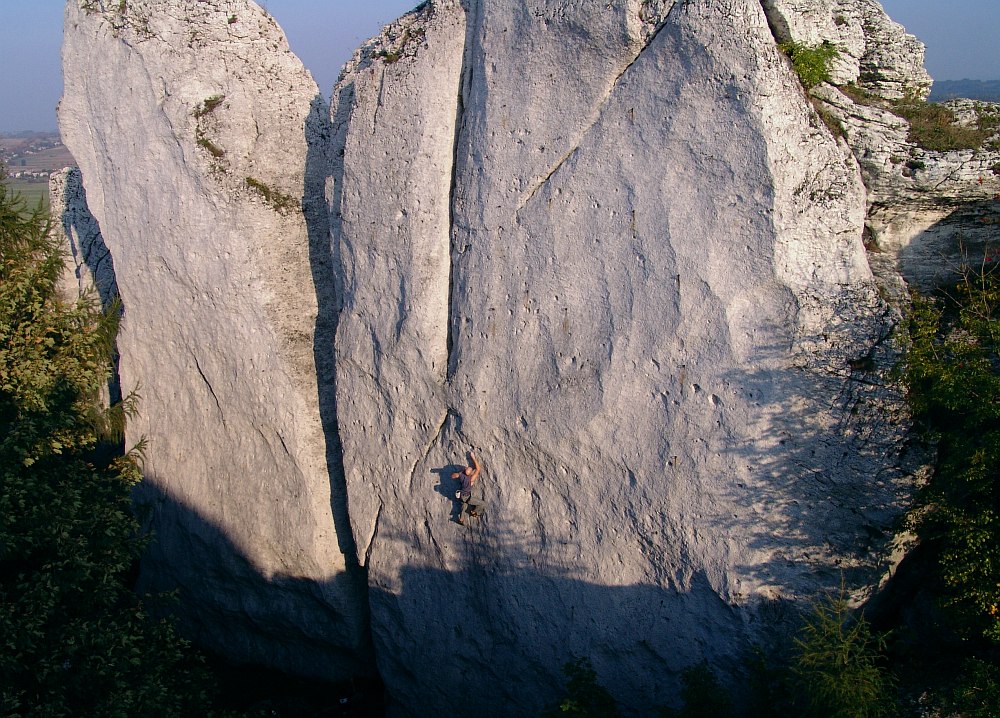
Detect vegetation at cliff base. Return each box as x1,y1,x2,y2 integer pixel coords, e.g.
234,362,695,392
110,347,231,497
547,657,621,718
790,593,893,718
550,618,893,718
0,171,218,716
898,262,1000,715
905,266,1000,642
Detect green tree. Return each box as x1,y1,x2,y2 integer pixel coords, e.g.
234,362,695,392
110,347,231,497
791,593,894,718
548,657,621,718
0,173,216,716
905,268,1000,643
661,662,733,718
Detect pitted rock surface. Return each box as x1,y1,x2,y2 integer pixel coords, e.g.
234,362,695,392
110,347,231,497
59,0,371,678
61,0,923,715
332,0,910,714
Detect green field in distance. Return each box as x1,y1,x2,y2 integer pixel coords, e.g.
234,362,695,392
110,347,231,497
9,180,50,211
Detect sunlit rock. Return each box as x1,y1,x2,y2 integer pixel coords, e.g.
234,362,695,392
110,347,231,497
60,0,929,714
59,0,371,679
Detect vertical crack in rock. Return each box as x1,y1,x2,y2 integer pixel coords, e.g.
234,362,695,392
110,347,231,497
192,354,224,421
251,424,294,461
307,93,370,584
514,11,675,213
371,64,386,137
363,501,384,568
757,0,791,45
446,0,480,382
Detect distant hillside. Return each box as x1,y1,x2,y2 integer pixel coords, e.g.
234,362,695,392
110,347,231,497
930,79,1000,102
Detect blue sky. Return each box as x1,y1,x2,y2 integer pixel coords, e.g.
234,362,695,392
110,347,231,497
0,0,997,133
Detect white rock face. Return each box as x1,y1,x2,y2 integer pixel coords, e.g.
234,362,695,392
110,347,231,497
332,0,910,714
59,0,370,678
761,0,931,98
60,0,923,714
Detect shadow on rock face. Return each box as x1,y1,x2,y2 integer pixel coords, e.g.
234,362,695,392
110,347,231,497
362,524,763,717
134,477,792,716
891,200,1000,292
431,464,468,525
304,92,361,573
133,478,376,684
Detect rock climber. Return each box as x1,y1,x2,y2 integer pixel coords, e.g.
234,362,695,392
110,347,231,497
452,450,486,525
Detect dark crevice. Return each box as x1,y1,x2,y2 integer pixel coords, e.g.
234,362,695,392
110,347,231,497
446,0,480,383
305,92,366,584
57,168,123,406
192,353,223,419
363,502,384,568
757,0,791,46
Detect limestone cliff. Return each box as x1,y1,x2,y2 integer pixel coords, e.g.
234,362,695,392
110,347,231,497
60,0,943,715
332,1,910,714
761,0,931,98
59,0,370,678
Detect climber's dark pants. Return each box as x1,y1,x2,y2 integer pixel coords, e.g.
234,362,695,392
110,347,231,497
461,496,486,521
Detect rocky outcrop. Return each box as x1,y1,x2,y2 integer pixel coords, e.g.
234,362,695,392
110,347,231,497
60,0,929,715
332,0,910,714
765,1,1000,296
760,0,931,98
51,166,118,307
59,0,371,678
813,88,1000,293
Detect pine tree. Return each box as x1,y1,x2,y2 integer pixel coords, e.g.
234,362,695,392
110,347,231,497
0,171,216,716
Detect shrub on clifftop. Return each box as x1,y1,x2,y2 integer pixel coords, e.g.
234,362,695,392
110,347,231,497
779,40,838,89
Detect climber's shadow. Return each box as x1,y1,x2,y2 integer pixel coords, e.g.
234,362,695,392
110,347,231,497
431,465,465,524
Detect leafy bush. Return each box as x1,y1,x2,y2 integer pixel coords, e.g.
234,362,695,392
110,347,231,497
791,592,894,718
948,658,1000,717
0,177,220,715
547,657,621,718
661,662,733,718
905,268,1000,642
780,41,839,89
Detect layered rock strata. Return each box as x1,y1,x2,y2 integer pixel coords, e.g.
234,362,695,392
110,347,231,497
763,0,1000,296
815,88,1000,294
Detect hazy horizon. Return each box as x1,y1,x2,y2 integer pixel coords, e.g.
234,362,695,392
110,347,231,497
1,0,998,133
